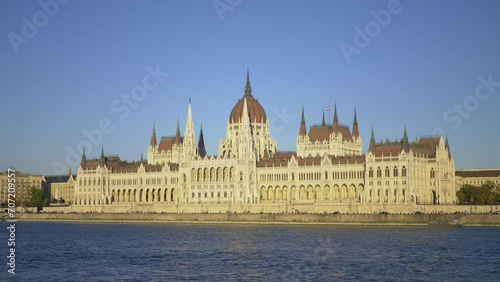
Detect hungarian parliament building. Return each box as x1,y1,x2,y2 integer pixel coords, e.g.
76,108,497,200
72,69,456,214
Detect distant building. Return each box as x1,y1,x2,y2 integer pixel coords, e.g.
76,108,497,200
0,172,44,205
71,68,457,213
44,170,76,204
455,169,500,188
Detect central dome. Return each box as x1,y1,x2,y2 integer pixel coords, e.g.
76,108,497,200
229,95,267,124
228,69,267,124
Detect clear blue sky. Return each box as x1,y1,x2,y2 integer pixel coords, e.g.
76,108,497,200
1,0,499,175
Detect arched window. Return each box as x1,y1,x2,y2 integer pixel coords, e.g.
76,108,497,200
393,167,398,177
402,166,407,177
377,167,382,178
430,168,435,178
385,167,390,177
369,168,373,178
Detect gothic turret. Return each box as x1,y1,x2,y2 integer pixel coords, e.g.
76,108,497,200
332,103,339,134
100,147,106,167
402,126,409,152
299,105,307,137
150,121,157,147
198,123,206,158
321,110,326,126
352,108,359,138
174,118,182,145
369,127,376,154
445,134,451,159
80,148,86,168
183,100,196,159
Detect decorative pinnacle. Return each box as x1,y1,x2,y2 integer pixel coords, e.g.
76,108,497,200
244,65,252,96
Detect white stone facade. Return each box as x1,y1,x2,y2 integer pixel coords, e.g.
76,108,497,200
72,70,457,213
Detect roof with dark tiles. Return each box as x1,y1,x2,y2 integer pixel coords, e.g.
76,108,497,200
455,170,500,178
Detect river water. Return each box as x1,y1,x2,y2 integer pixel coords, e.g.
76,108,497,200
1,222,499,281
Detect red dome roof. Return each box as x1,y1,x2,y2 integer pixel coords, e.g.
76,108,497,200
228,68,267,124
229,95,267,123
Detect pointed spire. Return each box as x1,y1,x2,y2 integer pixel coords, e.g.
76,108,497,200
187,99,193,125
402,126,409,152
244,64,252,97
100,147,106,167
150,121,157,147
321,110,326,126
184,99,195,149
299,105,307,136
175,118,182,145
445,134,451,159
140,153,144,163
80,148,87,168
369,127,376,154
198,123,206,158
352,108,359,138
332,102,339,133
241,97,249,123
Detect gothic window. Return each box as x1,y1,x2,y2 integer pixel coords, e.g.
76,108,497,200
369,168,373,178
385,167,390,177
402,166,407,177
377,167,382,178
430,168,435,178
393,167,398,177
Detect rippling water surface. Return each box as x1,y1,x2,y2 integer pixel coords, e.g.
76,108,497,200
1,222,499,281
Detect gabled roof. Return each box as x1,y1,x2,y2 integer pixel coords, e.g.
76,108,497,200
373,141,403,157
455,169,500,178
415,137,440,158
257,152,296,167
308,125,331,142
44,175,76,183
308,124,352,142
158,136,183,152
257,153,365,167
369,136,442,158
339,125,352,140
329,154,365,164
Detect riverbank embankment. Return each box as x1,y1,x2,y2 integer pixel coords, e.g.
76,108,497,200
13,213,500,226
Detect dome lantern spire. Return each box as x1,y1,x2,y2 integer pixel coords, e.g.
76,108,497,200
244,64,252,97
